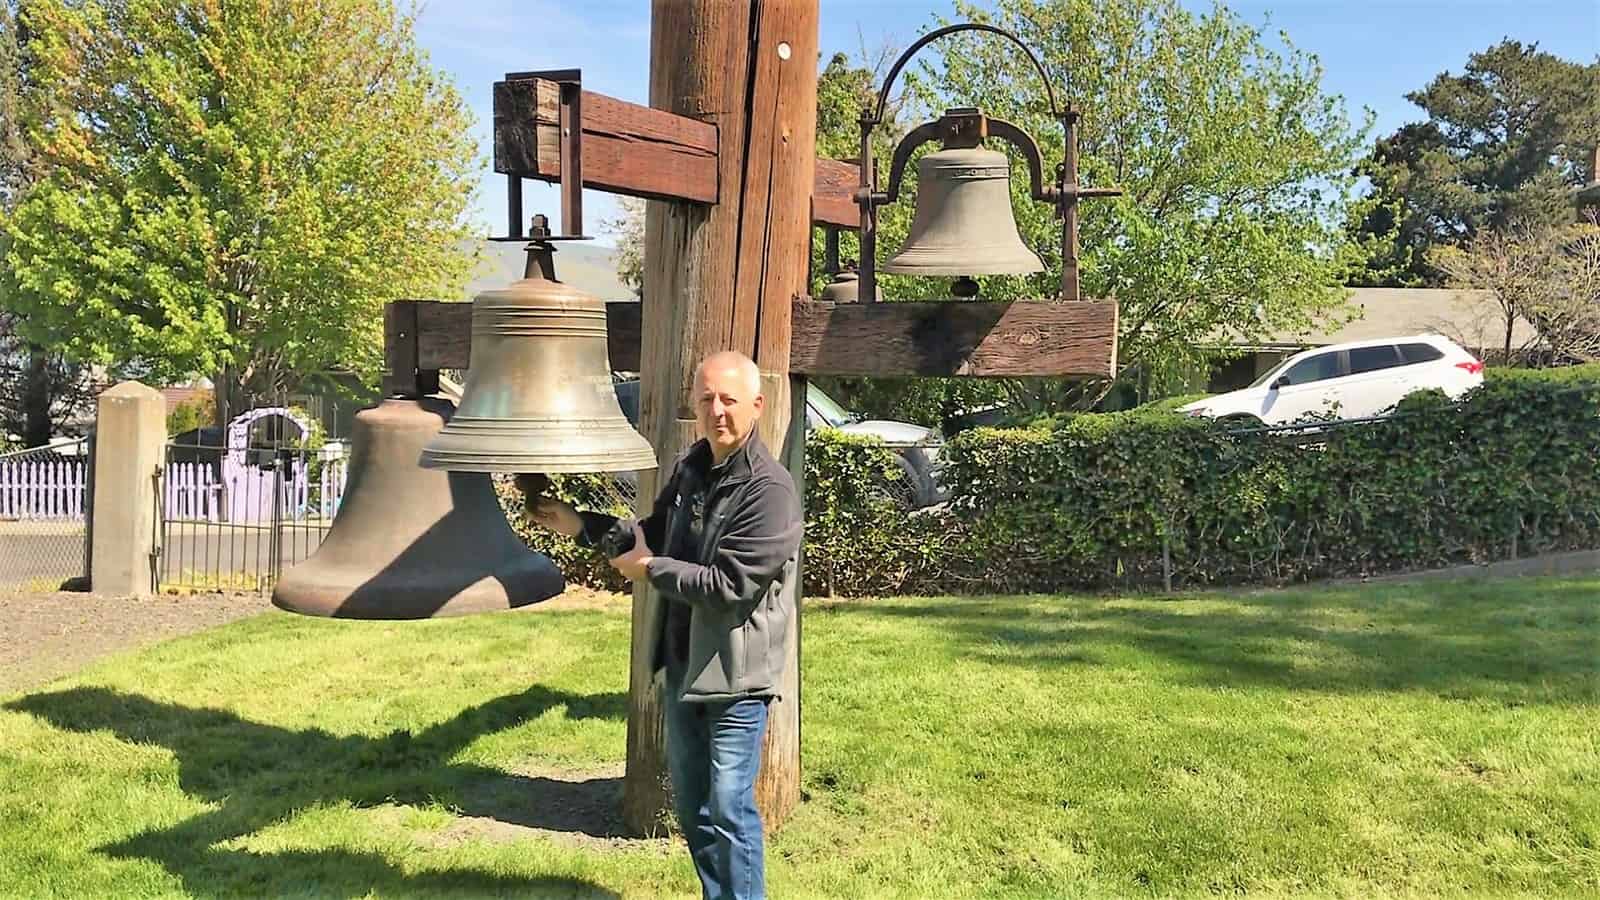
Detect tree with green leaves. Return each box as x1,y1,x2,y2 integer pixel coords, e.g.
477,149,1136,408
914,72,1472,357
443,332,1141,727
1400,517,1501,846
1,0,94,447
1,0,478,430
1351,41,1600,287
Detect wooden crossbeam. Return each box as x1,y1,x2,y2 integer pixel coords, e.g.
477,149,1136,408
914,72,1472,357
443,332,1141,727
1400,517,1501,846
388,298,1118,381
493,78,862,228
790,299,1118,378
811,159,860,230
495,79,719,205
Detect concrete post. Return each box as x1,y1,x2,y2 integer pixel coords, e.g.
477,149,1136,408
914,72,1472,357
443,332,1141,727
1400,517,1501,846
91,381,166,597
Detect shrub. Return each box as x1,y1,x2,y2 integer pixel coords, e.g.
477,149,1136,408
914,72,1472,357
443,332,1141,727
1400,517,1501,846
532,365,1600,596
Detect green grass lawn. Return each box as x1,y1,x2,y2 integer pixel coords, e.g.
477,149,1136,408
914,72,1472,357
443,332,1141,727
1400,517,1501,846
1,577,1597,898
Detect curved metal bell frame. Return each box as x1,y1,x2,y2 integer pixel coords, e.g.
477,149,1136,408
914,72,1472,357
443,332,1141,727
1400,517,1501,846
273,397,565,619
419,245,657,474
883,146,1044,277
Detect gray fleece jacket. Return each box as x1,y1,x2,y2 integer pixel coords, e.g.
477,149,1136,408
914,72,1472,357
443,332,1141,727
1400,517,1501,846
577,435,801,703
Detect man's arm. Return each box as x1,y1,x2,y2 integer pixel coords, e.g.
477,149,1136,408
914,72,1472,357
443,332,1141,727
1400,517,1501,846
574,466,676,557
643,478,801,612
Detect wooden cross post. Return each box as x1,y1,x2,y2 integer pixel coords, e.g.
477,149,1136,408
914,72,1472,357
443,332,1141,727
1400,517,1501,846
625,0,818,833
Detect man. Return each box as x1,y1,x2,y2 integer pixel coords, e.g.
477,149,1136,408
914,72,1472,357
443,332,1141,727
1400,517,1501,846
522,350,801,900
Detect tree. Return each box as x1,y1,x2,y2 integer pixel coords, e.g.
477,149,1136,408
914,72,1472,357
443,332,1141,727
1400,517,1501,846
1351,41,1600,286
0,0,95,447
1429,223,1552,362
605,196,646,298
0,0,478,430
1536,220,1600,364
1534,221,1600,364
1432,217,1600,365
910,0,1367,409
0,0,25,207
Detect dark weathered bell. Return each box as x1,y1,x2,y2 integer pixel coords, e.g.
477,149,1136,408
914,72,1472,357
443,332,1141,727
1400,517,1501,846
273,397,564,619
883,146,1044,276
419,242,656,474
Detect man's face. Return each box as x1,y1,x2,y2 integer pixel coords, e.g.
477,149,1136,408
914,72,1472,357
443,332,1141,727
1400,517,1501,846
694,362,764,459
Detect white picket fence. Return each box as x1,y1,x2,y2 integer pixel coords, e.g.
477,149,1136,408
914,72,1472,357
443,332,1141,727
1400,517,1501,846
0,457,88,519
162,459,348,523
0,456,349,523
162,462,223,521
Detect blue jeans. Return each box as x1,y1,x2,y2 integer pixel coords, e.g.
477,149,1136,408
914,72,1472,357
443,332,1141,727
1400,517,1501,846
664,690,771,900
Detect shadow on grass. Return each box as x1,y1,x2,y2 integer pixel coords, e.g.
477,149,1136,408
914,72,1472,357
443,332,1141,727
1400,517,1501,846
5,684,631,897
843,581,1600,704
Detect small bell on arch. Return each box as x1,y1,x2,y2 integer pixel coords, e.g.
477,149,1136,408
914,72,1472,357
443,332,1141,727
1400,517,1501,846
818,263,882,303
882,144,1044,278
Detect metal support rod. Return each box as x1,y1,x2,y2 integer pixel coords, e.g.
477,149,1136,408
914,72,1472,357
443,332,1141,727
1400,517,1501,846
1061,107,1080,301
559,80,584,236
858,122,878,304
507,175,524,239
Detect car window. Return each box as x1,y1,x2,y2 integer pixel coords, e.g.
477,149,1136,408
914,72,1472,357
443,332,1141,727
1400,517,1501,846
1398,342,1444,364
805,384,853,427
1349,344,1403,375
1279,352,1340,386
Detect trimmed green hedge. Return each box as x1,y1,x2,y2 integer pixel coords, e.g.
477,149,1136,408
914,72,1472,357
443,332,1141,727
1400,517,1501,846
503,363,1600,596
935,363,1600,593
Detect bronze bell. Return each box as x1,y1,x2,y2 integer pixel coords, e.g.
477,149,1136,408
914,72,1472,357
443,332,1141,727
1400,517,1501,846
819,267,881,303
419,241,657,474
883,146,1044,276
273,397,565,619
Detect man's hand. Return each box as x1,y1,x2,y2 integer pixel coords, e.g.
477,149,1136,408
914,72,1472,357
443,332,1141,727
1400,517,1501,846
516,474,582,537
609,522,654,581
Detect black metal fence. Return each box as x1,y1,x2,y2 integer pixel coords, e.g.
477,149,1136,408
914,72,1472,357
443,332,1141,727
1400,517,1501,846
153,437,345,593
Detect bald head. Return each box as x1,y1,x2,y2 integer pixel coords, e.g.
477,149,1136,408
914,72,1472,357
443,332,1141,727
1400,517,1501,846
696,351,761,396
694,351,765,461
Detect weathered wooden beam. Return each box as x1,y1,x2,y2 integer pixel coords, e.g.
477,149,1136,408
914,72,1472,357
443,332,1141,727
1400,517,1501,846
789,299,1119,378
381,301,419,397
493,77,861,228
412,300,643,372
399,297,1119,379
812,158,860,230
495,79,719,205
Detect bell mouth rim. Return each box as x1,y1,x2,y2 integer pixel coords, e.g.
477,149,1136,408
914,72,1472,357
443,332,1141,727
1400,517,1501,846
880,262,1045,276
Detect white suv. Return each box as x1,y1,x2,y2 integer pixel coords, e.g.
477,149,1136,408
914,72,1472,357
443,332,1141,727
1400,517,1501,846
1179,334,1485,426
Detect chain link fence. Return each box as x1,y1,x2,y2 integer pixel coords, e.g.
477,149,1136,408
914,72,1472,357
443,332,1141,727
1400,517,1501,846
0,438,92,591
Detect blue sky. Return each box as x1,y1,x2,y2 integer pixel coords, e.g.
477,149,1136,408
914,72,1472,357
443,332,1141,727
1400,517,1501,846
412,0,1599,246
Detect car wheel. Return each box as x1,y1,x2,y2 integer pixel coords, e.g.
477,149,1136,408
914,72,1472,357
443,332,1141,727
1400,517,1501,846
866,455,923,511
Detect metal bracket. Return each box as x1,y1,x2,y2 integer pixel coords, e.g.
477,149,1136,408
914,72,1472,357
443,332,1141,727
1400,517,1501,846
497,68,588,241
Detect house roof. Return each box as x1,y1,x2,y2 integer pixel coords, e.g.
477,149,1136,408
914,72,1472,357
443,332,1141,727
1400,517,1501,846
159,385,213,415
1219,287,1543,353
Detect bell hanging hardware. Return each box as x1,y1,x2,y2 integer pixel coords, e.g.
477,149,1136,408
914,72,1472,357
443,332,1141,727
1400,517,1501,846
499,68,588,243
851,23,1123,302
